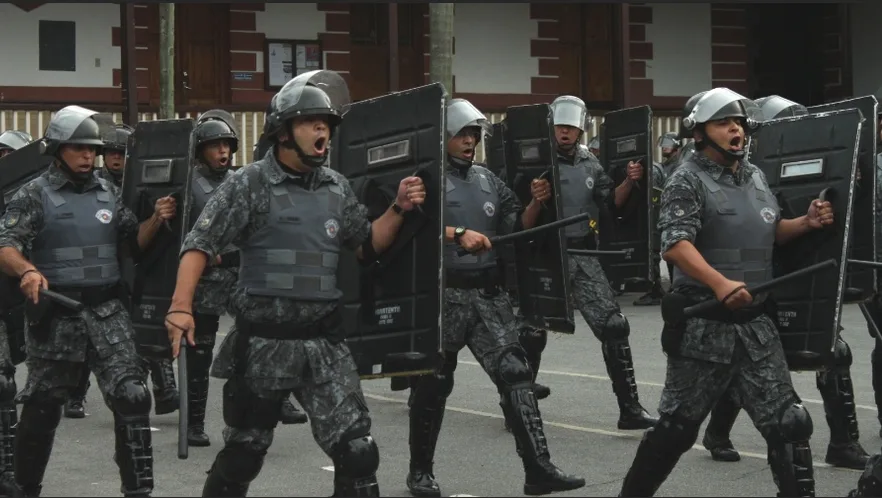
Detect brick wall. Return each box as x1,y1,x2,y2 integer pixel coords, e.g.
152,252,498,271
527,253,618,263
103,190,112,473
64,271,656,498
110,4,153,103
820,4,851,102
710,4,749,96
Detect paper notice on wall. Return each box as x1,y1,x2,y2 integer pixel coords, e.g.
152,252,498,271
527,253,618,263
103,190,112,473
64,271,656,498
268,42,294,87
295,45,307,69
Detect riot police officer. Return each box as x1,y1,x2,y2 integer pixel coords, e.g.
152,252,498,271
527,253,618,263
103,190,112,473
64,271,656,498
165,70,425,496
0,105,176,496
64,122,182,420
633,135,673,307
0,131,32,159
587,135,600,158
700,95,870,470
619,89,829,497
406,98,585,498
94,124,133,186
865,106,882,439
547,95,658,430
0,129,32,494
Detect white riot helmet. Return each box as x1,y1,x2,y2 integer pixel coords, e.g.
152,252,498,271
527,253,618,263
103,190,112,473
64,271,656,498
550,95,587,132
446,98,491,141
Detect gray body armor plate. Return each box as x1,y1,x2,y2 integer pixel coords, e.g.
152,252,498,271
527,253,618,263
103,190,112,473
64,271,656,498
191,168,235,284
444,168,501,271
558,161,598,239
30,177,120,287
672,161,779,290
238,168,345,301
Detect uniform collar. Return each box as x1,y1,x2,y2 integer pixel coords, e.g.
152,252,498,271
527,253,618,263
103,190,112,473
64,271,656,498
47,164,103,192
262,149,330,188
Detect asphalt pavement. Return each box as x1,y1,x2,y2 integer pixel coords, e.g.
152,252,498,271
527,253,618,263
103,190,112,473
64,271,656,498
27,282,878,497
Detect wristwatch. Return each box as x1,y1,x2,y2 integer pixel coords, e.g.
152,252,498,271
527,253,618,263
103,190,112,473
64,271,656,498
453,226,466,242
391,202,403,215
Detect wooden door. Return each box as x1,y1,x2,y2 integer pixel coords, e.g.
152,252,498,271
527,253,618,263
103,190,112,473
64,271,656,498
175,4,229,107
581,3,616,105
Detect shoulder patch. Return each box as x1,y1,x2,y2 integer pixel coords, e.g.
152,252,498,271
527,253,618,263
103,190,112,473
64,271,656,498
2,210,20,228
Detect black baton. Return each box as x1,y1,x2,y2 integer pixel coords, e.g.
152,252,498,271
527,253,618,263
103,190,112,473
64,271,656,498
39,288,84,312
177,339,189,460
455,212,593,256
860,302,882,343
682,258,838,319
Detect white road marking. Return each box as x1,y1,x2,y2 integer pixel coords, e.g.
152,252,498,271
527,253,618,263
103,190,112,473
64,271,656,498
321,466,334,472
458,360,879,412
363,393,849,471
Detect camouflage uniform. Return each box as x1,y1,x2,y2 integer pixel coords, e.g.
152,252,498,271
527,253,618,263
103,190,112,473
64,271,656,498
183,153,376,496
633,161,668,306
0,319,17,492
620,153,814,497
0,164,153,496
560,145,657,429
868,152,882,436
63,166,180,420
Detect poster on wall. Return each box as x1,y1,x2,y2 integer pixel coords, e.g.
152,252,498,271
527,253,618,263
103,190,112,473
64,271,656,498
265,39,323,90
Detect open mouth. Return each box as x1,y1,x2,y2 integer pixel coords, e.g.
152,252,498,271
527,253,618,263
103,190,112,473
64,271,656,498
728,136,743,150
462,148,474,159
313,137,328,155
218,157,229,167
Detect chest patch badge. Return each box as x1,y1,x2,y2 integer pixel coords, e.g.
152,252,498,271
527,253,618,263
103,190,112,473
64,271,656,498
483,201,496,217
760,207,776,224
3,211,19,228
95,209,113,224
325,219,339,239
585,177,595,189
674,208,685,217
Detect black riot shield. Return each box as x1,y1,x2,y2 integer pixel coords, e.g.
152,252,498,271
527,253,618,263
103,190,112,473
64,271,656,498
329,83,445,380
598,106,654,293
807,96,878,301
120,119,196,360
750,109,861,371
0,141,53,209
503,104,575,334
485,122,506,176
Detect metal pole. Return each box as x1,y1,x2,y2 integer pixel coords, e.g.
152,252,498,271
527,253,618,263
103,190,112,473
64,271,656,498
120,3,138,125
159,3,175,119
428,3,454,98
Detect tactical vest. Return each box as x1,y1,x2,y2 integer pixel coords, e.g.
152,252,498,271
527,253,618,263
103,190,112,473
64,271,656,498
30,177,120,287
238,168,344,301
444,168,501,271
672,161,777,289
190,167,231,226
558,160,598,238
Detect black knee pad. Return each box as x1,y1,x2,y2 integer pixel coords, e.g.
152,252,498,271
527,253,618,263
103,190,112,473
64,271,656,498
648,413,701,455
495,346,533,390
777,402,814,442
333,434,380,479
214,443,267,485
601,312,630,341
412,353,457,408
831,337,853,369
519,327,548,355
109,377,152,417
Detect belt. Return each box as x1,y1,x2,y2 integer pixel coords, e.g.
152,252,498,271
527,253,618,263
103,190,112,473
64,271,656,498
51,284,119,308
235,307,344,341
445,268,501,293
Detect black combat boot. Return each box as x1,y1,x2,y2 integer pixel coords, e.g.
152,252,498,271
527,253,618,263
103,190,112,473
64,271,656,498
406,399,445,497
601,340,658,430
187,345,212,447
13,402,62,498
113,413,154,497
701,395,742,462
279,396,308,425
816,368,870,470
500,387,585,496
63,369,90,419
149,359,179,416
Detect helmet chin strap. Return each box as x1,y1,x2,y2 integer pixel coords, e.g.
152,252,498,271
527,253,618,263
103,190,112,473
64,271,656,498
447,154,472,173
699,130,744,164
57,157,92,183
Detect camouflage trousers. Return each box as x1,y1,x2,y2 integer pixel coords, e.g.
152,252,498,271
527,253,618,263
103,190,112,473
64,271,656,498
211,325,371,455
568,255,624,340
442,287,522,378
659,336,800,434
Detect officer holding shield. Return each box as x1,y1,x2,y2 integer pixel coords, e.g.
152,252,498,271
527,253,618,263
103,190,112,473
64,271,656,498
0,131,32,159
165,70,425,496
406,98,585,498
619,89,831,497
700,95,870,470
544,95,658,430
0,105,176,496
